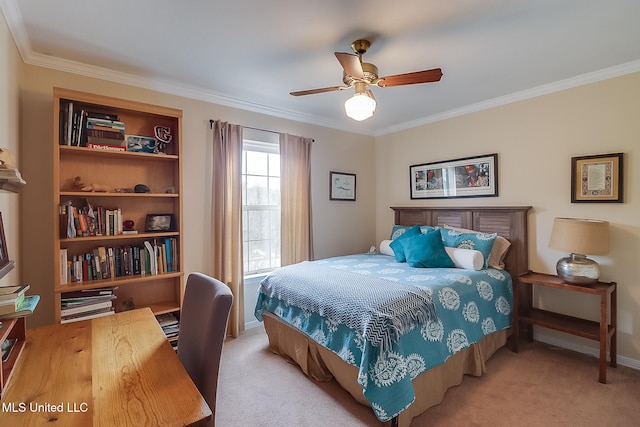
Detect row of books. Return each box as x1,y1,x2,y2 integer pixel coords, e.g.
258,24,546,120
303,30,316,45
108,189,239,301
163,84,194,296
60,203,128,239
60,102,125,148
59,238,177,284
156,312,180,345
60,287,116,324
0,284,39,318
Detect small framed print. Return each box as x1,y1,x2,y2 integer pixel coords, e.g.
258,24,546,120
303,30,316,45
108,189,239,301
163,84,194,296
329,171,356,201
571,153,623,203
145,214,176,232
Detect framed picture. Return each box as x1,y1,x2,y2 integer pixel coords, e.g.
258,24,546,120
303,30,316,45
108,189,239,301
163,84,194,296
329,171,356,201
145,214,176,232
0,212,8,269
571,152,623,203
410,153,498,199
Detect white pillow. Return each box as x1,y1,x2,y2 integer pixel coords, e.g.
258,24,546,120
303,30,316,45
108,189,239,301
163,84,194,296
444,246,484,271
379,240,395,256
443,225,511,269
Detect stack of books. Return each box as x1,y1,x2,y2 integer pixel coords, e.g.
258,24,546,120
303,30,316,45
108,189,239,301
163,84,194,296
0,284,29,315
86,115,126,151
60,287,117,324
60,102,126,149
155,312,180,344
0,284,39,319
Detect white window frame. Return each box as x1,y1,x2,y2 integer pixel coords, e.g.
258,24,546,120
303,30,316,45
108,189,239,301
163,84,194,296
242,131,280,276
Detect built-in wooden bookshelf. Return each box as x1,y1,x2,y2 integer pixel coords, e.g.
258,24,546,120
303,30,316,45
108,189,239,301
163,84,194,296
52,88,183,340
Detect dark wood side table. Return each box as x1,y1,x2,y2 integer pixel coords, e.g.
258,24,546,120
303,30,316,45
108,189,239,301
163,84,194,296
512,270,617,384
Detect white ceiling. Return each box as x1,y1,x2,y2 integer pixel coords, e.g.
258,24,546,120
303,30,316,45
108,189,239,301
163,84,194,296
3,0,640,136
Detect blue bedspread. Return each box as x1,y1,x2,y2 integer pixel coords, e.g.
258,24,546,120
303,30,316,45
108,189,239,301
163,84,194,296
254,253,513,422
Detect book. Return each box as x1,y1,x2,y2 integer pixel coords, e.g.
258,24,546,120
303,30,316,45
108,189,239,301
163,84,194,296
59,249,68,284
0,293,26,315
60,307,114,324
0,284,30,301
86,143,126,152
61,286,116,299
0,295,40,319
60,300,113,317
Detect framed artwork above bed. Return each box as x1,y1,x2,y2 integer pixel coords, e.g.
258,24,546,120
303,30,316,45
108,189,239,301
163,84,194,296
410,153,498,199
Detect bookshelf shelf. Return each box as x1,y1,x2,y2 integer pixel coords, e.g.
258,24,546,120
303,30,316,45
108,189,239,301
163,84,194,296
60,191,179,198
53,88,184,330
54,271,183,293
61,231,179,244
59,144,179,161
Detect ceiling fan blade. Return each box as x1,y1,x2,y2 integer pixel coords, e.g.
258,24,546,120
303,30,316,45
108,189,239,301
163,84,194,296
335,52,364,79
377,68,443,87
290,85,349,96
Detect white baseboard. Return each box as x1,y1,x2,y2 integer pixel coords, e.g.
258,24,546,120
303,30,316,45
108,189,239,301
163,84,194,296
245,319,262,330
535,331,640,371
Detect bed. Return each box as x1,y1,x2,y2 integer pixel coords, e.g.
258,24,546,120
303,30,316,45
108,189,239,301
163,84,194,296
255,206,531,427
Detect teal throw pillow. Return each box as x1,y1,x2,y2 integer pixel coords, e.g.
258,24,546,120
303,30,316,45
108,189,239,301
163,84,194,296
400,229,456,268
439,228,497,268
389,224,421,262
390,224,436,240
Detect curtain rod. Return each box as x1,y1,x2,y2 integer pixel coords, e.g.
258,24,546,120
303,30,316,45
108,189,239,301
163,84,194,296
209,119,279,135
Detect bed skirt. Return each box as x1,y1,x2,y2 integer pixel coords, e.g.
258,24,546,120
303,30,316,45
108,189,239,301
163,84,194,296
262,311,509,427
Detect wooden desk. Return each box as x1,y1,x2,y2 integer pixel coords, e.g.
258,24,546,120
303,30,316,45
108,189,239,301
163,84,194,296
0,308,211,426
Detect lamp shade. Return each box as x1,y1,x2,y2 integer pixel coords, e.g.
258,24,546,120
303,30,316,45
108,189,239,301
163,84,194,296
548,217,609,255
344,92,376,121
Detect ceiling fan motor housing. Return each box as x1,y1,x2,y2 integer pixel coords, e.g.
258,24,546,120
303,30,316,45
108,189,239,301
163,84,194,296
343,62,378,86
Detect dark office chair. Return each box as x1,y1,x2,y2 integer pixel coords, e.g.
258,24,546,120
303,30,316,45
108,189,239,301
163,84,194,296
178,272,233,426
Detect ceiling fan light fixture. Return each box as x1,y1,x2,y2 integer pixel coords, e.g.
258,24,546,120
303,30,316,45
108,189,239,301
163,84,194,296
344,91,376,121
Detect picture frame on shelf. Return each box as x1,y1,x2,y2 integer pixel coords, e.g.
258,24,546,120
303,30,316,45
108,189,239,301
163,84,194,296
571,152,623,203
329,171,356,201
145,214,176,232
410,153,498,199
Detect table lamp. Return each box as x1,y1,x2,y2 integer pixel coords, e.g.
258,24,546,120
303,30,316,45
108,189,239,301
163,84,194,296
548,217,609,284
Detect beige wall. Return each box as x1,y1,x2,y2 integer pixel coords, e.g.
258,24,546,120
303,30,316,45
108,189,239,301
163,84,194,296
0,11,22,286
375,72,640,365
5,15,639,366
19,66,376,328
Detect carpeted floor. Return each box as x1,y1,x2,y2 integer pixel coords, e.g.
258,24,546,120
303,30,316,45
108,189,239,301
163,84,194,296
217,326,640,427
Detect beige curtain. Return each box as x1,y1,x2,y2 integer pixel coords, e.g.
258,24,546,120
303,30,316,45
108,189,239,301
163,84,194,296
210,120,244,337
280,133,314,266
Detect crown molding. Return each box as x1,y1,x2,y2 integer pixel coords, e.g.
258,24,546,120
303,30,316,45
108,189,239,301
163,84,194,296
3,0,639,137
375,59,640,136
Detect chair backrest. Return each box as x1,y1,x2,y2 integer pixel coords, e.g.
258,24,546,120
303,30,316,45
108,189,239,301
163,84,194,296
178,272,233,425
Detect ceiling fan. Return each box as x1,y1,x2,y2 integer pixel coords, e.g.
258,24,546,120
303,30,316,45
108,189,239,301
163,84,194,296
290,39,443,121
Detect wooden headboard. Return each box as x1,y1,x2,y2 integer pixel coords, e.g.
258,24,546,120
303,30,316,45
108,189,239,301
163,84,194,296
391,206,532,279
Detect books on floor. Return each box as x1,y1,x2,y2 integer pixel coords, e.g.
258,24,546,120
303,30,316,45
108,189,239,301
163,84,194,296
60,287,117,324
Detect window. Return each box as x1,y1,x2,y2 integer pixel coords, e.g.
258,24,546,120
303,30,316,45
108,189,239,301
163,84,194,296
242,132,280,275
